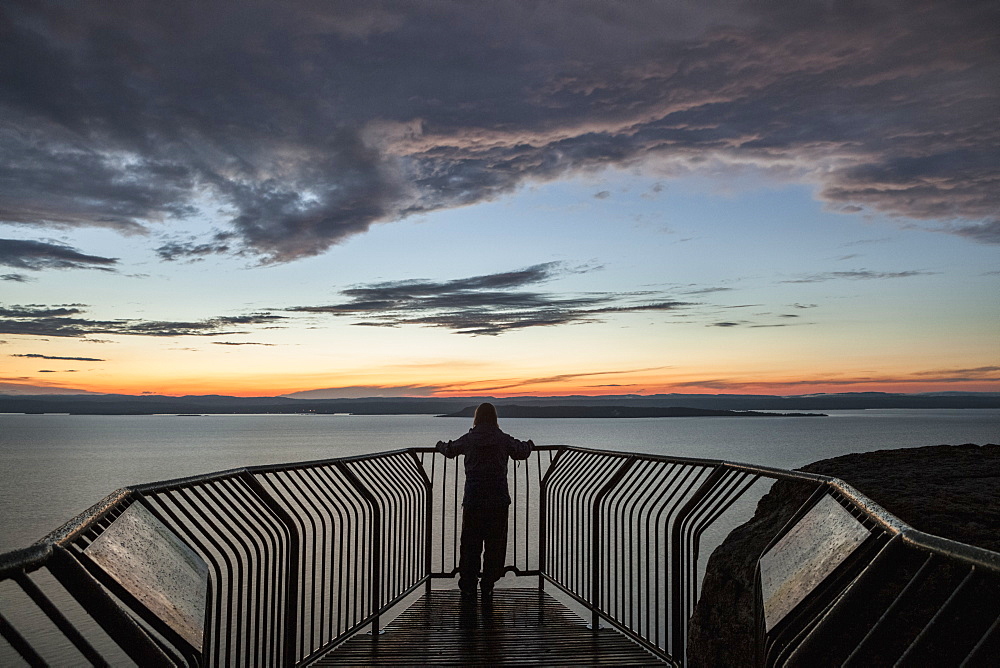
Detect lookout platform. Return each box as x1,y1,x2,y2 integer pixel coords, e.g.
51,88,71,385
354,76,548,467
314,588,667,666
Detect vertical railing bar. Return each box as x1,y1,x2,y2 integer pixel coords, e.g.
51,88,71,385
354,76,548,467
285,469,330,655
638,462,679,644
894,566,977,666
227,476,286,668
366,458,407,605
294,468,336,655
397,454,423,595
392,454,427,596
311,465,359,637
0,609,48,667
679,469,742,635
670,465,727,664
961,608,1000,667
685,471,756,612
577,453,620,595
680,470,745,646
652,464,706,651
240,472,303,668
13,571,109,666
368,458,407,607
336,461,383,637
208,479,271,668
207,480,276,667
428,450,440,575
166,487,238,667
591,456,638,630
606,459,636,622
513,452,519,571
620,460,661,630
440,454,447,574
544,449,575,590
390,453,424,590
408,450,434,595
452,455,460,576
300,466,349,642
559,451,596,594
644,462,687,648
263,471,311,659
538,446,566,591
324,466,366,630
183,484,250,667
842,552,937,666
606,457,642,624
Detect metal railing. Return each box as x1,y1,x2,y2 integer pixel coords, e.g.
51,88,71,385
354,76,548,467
2,445,999,666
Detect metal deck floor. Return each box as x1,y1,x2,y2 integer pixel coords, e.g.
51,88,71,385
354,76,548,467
313,588,667,666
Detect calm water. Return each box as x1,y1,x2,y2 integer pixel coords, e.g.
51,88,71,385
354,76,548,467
1,409,997,553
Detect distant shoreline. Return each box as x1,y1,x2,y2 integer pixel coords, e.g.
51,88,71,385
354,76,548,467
439,405,826,418
1,391,997,415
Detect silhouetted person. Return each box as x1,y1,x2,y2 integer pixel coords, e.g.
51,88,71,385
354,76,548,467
436,402,533,602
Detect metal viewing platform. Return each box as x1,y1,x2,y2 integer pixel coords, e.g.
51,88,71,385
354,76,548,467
2,445,999,666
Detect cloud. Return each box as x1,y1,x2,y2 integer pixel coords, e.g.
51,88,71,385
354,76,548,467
0,239,117,272
781,270,936,284
0,381,101,395
0,1,995,262
287,262,692,335
11,353,105,361
212,341,275,346
283,385,440,399
437,366,671,394
670,365,1000,390
2,273,31,282
0,303,285,338
593,190,611,200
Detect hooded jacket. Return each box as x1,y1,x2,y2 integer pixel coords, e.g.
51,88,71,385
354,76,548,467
436,424,533,507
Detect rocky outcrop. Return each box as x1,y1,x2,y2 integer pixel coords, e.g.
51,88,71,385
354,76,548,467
687,443,1000,667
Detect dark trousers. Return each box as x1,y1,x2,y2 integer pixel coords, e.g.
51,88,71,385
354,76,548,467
458,505,509,593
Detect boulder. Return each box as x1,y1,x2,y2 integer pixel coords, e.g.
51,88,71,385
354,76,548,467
687,443,1000,667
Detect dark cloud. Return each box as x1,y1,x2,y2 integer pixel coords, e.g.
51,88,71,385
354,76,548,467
593,190,611,200
781,270,935,284
440,366,670,394
0,303,284,338
0,239,117,272
288,262,692,335
212,341,275,346
2,273,30,282
155,236,233,262
0,1,995,262
11,353,105,361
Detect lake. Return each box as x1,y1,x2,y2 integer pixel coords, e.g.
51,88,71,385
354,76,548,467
1,409,997,553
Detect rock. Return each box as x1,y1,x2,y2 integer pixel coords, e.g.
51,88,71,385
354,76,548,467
687,443,1000,668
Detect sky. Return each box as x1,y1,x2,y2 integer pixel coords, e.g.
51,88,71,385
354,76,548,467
1,0,997,398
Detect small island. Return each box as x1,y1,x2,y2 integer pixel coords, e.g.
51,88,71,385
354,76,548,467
438,405,826,418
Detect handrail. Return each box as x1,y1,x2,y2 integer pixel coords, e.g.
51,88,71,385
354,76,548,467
1,445,998,667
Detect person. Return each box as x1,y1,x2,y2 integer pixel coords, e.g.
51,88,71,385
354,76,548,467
436,402,534,602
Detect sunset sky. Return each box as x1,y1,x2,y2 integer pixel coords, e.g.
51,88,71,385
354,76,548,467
1,1,997,397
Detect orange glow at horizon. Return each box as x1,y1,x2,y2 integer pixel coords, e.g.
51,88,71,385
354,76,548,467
25,369,999,398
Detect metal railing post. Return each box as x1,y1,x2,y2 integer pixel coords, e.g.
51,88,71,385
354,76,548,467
670,465,727,663
240,472,301,667
408,450,434,596
590,456,637,630
336,462,383,638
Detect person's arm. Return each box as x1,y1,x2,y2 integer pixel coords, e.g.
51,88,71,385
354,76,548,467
506,435,534,460
436,432,469,458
